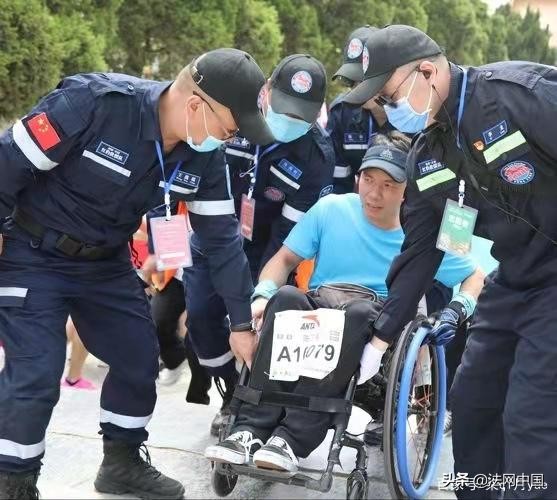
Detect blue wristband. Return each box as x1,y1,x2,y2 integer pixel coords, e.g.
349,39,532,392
451,291,477,320
252,280,279,301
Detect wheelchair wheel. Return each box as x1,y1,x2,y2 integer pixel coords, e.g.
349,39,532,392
346,469,368,500
211,465,238,497
383,317,446,499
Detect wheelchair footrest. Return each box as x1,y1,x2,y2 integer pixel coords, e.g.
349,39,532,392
226,463,334,492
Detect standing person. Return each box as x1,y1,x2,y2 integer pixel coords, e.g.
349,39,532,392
61,317,96,390
185,54,335,436
328,25,394,194
346,24,557,499
0,48,272,499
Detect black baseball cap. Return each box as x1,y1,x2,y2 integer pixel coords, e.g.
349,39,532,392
333,25,378,85
191,48,274,144
269,54,327,123
358,145,407,183
345,25,442,105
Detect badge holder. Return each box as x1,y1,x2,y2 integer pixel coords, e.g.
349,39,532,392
436,180,478,256
151,141,192,270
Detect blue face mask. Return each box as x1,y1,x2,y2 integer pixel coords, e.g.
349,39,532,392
265,105,312,143
384,72,433,134
186,103,225,152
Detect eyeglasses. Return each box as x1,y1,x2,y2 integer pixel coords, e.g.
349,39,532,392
192,93,238,141
374,66,420,108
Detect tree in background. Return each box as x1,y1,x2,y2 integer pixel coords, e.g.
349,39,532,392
490,5,556,65
1,0,556,119
0,0,62,118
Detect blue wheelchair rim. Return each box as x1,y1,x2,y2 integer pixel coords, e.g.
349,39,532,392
395,326,447,499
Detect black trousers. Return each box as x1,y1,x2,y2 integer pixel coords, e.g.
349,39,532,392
450,272,557,499
150,278,211,403
233,286,383,458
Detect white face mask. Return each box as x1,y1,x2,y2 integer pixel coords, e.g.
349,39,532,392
185,102,224,152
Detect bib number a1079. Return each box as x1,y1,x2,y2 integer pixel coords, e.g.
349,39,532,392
269,308,345,381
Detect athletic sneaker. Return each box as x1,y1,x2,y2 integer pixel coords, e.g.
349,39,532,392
205,431,263,465
157,360,188,386
253,436,299,472
61,377,96,390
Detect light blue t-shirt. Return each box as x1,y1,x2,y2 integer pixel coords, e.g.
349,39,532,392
284,194,477,298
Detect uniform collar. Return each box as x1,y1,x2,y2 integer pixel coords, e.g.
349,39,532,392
140,80,191,162
433,63,464,127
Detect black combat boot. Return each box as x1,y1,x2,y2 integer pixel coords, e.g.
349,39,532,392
94,439,184,499
210,372,238,437
0,470,40,500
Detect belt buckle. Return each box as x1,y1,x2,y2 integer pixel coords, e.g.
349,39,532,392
55,234,84,257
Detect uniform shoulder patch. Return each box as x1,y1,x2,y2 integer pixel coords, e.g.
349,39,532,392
278,159,302,180
26,112,61,151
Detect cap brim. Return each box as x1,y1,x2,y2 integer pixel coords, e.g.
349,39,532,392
358,159,406,183
344,71,393,105
271,88,321,123
332,62,363,84
234,109,274,145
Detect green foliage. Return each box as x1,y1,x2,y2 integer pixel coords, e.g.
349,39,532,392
0,0,555,119
0,0,61,118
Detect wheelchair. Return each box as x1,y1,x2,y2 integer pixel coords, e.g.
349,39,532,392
209,315,447,499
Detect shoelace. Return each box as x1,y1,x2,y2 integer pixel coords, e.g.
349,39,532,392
132,444,162,480
228,431,263,462
266,436,297,463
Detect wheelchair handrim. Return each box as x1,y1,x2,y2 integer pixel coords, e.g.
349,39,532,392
395,326,447,499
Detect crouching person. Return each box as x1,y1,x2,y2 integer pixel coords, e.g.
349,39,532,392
205,132,484,472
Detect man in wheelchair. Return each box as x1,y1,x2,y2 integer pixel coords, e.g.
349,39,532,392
205,132,484,473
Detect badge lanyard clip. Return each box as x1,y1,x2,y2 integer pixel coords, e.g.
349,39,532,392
458,179,465,208
247,145,260,200
155,141,182,220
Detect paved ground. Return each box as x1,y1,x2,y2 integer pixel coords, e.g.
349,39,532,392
1,348,456,499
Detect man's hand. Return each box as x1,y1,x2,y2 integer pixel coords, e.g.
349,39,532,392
229,330,258,369
251,297,269,332
357,340,387,385
428,307,460,346
140,254,163,287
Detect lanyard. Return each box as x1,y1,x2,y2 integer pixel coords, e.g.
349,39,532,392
247,143,281,199
367,114,374,145
155,141,183,220
455,68,469,205
456,67,468,151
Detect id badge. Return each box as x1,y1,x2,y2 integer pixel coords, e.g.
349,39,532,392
150,215,192,271
436,199,478,256
240,194,255,241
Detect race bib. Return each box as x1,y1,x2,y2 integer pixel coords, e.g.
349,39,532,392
269,308,345,381
150,215,192,271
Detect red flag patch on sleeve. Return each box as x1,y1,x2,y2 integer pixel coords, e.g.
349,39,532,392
26,112,61,151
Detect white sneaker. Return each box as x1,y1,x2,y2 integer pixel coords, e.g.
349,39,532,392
253,436,299,472
205,431,263,465
157,360,187,386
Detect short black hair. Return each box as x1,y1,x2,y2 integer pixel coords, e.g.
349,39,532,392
368,131,411,153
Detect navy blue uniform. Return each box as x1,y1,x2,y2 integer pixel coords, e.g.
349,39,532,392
0,73,252,472
374,63,557,498
184,126,335,376
327,94,390,194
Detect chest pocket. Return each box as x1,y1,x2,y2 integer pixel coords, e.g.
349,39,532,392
267,158,303,200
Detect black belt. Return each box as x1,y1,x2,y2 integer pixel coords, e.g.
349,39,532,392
12,207,119,260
